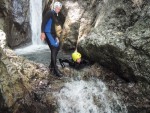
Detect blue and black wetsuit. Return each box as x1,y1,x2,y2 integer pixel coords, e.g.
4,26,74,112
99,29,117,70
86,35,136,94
59,58,90,70
41,10,65,47
41,10,65,77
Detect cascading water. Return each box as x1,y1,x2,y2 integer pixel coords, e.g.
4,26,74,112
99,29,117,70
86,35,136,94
15,0,48,55
53,79,127,113
30,0,42,45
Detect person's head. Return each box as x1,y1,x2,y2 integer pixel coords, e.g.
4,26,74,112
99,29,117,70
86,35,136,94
54,2,62,13
72,51,82,63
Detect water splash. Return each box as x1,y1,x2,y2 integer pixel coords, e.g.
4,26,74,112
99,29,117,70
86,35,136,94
14,44,49,55
53,80,127,113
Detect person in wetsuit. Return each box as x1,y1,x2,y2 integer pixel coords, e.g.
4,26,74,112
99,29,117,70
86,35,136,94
59,51,90,70
41,2,65,77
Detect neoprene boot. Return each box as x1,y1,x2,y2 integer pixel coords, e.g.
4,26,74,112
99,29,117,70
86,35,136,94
49,65,54,73
53,68,63,77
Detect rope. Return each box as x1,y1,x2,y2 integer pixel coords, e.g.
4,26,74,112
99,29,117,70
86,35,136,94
75,35,80,52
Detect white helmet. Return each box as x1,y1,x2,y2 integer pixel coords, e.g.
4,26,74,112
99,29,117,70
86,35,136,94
54,2,62,9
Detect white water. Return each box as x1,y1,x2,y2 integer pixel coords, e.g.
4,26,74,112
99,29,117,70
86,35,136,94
30,0,43,45
14,44,48,55
15,0,48,55
54,80,127,113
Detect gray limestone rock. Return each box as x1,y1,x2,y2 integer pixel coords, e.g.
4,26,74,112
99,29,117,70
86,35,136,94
0,0,31,48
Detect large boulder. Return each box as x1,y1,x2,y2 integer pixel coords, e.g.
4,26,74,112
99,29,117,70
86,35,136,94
72,0,150,83
60,0,150,82
0,0,31,48
61,0,97,50
0,30,50,112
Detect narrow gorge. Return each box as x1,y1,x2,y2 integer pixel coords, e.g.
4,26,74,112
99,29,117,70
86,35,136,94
0,0,150,113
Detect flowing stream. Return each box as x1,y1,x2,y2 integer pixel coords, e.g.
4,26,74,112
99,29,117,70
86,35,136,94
53,79,127,113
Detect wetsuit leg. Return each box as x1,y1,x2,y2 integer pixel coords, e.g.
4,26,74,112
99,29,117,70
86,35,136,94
61,59,71,63
45,34,59,68
50,46,60,69
59,59,69,67
45,34,63,77
59,59,74,67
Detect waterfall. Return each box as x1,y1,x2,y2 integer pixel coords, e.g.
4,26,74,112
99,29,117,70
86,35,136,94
53,80,127,113
30,0,43,45
15,0,48,55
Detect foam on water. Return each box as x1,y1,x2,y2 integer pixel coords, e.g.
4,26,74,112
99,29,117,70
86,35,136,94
14,44,49,55
53,80,127,113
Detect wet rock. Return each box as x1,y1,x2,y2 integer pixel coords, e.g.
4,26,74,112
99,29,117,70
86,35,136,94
0,73,10,113
56,0,150,83
56,64,150,113
74,0,150,83
0,0,31,48
61,0,97,50
0,29,6,48
0,30,51,112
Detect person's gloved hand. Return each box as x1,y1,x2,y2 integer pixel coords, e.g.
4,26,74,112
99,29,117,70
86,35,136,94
56,37,59,44
51,38,59,47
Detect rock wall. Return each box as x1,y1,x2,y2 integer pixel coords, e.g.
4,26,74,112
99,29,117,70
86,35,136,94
61,0,150,83
0,30,50,112
0,0,31,48
61,0,97,50
79,0,150,83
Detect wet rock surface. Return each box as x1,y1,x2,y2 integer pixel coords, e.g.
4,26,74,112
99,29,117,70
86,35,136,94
53,0,150,84
61,0,150,84
61,0,97,50
0,0,31,48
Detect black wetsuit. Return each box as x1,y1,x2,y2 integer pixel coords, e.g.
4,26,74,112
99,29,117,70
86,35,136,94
41,10,65,77
59,58,90,70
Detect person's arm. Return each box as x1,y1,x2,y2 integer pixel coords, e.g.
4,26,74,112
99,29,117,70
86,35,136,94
41,11,52,41
45,32,58,47
61,59,75,67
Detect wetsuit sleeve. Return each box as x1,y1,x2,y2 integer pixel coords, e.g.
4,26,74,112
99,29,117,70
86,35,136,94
45,32,58,47
60,59,74,66
67,59,75,67
41,11,52,32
